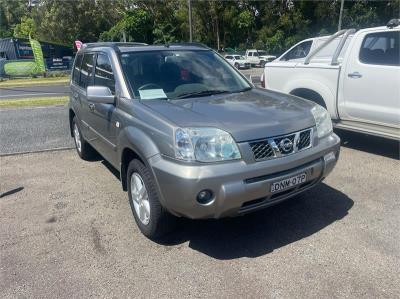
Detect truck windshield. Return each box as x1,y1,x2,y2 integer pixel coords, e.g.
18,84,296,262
120,50,251,100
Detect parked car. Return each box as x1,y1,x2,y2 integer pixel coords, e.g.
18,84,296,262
262,20,400,140
224,54,251,69
69,42,340,239
245,49,276,67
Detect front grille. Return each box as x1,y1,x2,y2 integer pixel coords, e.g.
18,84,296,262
249,128,313,161
274,134,296,154
298,130,311,150
250,141,274,160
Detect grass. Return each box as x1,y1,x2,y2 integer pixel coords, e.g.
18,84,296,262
0,76,70,87
0,96,69,108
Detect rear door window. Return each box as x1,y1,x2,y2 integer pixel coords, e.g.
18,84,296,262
95,53,115,94
79,53,95,89
281,41,312,61
359,31,400,66
72,54,83,85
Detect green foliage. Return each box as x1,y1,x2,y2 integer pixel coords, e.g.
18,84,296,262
3,60,41,77
100,9,153,43
13,16,37,38
1,0,398,55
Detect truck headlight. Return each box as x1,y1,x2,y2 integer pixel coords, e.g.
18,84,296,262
175,128,241,162
311,105,333,138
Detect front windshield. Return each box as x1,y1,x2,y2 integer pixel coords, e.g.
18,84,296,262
120,50,251,100
234,55,242,59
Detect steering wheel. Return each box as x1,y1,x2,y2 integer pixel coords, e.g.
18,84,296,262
138,83,162,90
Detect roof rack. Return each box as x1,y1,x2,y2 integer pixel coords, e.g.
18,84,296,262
167,42,210,49
81,42,148,51
387,19,400,28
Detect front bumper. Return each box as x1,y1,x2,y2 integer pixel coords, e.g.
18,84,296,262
149,133,340,219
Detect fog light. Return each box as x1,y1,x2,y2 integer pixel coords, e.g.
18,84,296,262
196,189,213,205
324,151,336,163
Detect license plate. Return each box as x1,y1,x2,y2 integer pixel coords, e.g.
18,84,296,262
270,173,307,193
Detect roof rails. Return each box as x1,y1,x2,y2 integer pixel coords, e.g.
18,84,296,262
81,42,148,51
387,19,400,28
167,42,210,49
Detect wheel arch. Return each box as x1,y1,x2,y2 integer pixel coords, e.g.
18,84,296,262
69,109,76,137
290,88,327,108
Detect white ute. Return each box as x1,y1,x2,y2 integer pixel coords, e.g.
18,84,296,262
262,19,400,140
245,49,276,67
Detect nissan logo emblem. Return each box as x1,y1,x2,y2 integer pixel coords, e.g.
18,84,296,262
279,138,293,153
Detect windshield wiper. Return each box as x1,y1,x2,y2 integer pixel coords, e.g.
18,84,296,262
175,89,230,99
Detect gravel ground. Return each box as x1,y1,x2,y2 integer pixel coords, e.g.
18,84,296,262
0,106,73,155
1,136,399,298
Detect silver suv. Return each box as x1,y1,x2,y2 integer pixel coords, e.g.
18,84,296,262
68,42,340,239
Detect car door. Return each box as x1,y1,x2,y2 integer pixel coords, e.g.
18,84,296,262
341,30,400,127
78,52,97,142
90,52,118,163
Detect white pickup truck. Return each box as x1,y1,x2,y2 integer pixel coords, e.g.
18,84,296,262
261,20,400,140
245,49,276,67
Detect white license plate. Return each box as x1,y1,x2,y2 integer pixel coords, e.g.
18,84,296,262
270,173,307,193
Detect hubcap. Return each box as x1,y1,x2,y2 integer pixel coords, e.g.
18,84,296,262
73,123,82,153
130,173,150,225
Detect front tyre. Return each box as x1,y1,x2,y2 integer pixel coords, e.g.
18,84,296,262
72,116,96,160
127,159,176,239
234,62,240,69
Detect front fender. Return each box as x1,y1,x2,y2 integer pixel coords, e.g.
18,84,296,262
118,126,160,161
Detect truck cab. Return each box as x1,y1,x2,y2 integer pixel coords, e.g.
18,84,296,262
262,20,400,140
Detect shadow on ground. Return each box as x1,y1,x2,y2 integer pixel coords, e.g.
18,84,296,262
96,146,353,260
335,129,399,160
158,183,353,260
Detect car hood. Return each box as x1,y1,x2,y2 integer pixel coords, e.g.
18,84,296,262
141,89,316,142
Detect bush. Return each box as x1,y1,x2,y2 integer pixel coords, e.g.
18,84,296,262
3,60,41,77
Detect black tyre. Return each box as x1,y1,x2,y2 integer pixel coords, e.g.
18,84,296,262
234,62,240,69
260,60,266,68
127,159,176,239
72,116,96,160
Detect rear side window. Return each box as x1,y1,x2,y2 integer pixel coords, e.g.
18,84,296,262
72,54,83,85
281,41,312,61
359,31,400,66
95,53,115,94
79,53,95,88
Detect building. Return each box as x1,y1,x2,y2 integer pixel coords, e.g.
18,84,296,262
0,38,74,70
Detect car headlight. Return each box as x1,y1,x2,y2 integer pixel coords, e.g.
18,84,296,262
175,128,241,162
311,105,333,138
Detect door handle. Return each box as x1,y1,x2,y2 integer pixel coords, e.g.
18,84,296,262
88,103,95,111
348,72,362,79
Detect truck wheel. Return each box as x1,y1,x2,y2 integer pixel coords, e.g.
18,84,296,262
72,116,96,160
260,61,266,68
234,62,240,69
127,159,176,239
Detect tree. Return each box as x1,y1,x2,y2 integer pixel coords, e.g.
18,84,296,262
0,0,29,38
13,16,37,38
99,9,153,43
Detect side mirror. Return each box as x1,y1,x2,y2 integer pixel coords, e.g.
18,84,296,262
86,86,115,104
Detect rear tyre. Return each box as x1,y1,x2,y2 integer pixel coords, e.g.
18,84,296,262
260,60,266,68
72,116,96,160
127,159,177,239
